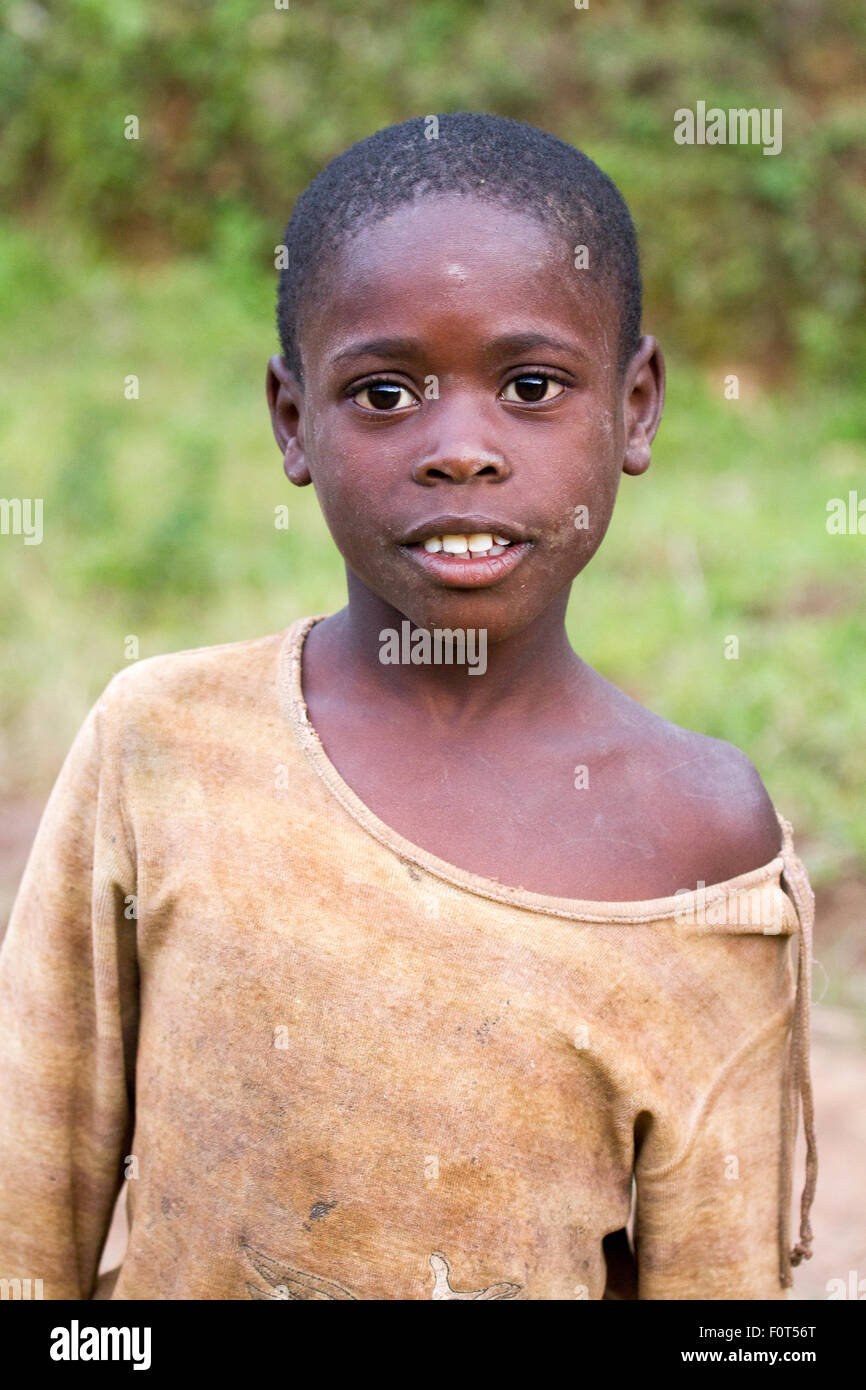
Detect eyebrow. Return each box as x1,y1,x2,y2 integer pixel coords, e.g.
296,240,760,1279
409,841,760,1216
332,330,586,366
332,337,424,364
483,332,586,362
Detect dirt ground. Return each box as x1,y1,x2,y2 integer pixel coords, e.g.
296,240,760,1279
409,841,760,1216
2,801,863,1301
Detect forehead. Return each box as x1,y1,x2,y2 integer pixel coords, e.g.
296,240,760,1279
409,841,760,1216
302,195,618,368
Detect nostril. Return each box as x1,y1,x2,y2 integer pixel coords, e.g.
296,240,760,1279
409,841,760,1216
414,456,509,483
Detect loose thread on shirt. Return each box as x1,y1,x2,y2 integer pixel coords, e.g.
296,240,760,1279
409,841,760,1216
778,820,818,1277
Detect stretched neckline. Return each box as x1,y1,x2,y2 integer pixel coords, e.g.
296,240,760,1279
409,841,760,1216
278,614,794,925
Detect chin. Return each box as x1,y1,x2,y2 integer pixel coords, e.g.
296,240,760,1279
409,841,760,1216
396,592,543,644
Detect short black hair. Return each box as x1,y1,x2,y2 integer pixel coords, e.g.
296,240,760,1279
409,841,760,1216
276,112,642,383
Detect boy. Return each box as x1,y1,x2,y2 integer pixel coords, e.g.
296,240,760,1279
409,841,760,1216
0,113,816,1299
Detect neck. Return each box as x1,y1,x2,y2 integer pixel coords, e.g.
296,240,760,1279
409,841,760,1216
309,570,588,731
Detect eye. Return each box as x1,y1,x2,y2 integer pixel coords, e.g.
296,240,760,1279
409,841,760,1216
501,374,566,404
350,381,418,412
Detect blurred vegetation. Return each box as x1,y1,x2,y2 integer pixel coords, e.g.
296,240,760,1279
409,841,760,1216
0,0,865,905
2,0,864,379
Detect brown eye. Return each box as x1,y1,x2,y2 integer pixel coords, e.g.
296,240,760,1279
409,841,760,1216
502,374,565,404
352,382,417,411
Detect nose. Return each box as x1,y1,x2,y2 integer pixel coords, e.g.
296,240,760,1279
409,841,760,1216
411,396,510,485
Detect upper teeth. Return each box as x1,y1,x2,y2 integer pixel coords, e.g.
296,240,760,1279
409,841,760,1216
422,533,513,555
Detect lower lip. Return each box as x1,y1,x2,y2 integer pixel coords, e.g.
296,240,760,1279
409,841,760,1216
399,541,532,587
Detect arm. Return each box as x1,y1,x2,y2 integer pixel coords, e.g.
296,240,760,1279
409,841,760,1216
0,683,139,1298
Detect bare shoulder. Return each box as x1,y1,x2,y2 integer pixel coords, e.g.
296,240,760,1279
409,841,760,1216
645,722,782,885
595,678,784,888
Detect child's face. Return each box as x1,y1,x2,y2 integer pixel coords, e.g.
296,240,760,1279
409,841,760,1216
267,195,663,641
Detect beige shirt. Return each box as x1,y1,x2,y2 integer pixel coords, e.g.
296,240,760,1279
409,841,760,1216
0,615,817,1299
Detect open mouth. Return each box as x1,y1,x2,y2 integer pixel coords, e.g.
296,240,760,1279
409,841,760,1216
418,531,514,558
399,530,532,587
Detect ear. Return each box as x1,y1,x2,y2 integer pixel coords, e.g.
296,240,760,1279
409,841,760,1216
621,335,665,477
266,354,311,486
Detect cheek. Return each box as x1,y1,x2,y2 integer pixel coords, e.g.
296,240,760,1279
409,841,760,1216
304,413,363,520
541,430,622,565
305,420,397,569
